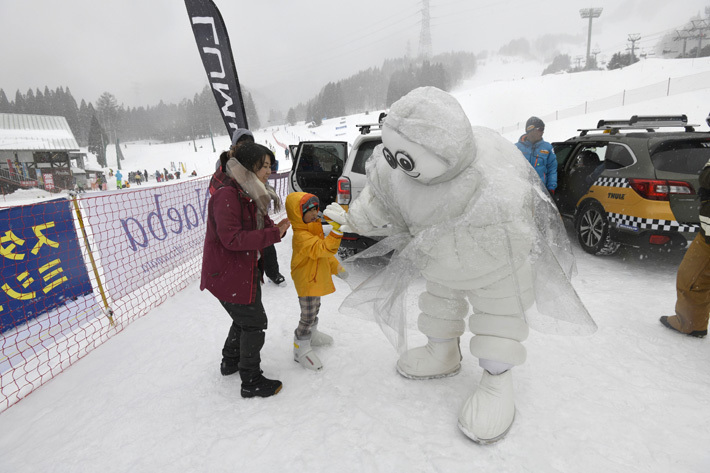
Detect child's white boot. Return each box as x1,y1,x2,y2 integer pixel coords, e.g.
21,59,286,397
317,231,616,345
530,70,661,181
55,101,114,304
457,369,515,444
396,337,461,379
293,336,323,371
310,322,333,346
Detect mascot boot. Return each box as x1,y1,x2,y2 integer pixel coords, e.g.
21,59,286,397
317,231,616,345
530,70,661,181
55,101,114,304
396,336,461,379
397,281,468,379
458,368,515,444
457,311,529,444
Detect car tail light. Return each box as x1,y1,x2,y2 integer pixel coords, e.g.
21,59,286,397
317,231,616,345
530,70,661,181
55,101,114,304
628,179,695,201
649,235,671,245
337,176,351,205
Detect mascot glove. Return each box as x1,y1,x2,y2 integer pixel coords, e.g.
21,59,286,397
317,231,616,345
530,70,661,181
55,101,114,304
328,220,341,231
336,266,349,280
323,203,348,225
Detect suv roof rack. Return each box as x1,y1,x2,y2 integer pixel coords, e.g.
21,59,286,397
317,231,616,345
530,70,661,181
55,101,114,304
356,123,382,135
578,114,698,136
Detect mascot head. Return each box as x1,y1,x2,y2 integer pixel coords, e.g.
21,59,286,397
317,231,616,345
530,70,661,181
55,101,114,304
382,87,475,185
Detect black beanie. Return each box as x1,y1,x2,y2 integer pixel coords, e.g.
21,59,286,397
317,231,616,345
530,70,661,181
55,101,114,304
525,116,545,132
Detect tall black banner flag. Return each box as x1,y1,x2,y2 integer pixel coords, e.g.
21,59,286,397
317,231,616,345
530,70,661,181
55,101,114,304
184,0,248,138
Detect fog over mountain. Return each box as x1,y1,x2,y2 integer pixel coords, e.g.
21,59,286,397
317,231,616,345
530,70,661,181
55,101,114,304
1,0,708,115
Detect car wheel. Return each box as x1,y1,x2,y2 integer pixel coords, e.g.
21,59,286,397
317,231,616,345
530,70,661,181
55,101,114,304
575,202,620,256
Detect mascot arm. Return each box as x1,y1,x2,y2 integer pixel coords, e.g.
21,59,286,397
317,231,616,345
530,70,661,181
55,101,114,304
347,185,404,237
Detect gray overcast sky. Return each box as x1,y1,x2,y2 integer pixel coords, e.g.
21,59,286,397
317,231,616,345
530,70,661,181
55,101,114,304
0,0,707,115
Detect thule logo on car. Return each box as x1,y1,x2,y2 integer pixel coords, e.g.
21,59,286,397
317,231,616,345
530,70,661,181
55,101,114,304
608,193,625,200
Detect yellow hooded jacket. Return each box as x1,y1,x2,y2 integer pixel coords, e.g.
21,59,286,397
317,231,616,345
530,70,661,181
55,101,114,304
286,192,343,297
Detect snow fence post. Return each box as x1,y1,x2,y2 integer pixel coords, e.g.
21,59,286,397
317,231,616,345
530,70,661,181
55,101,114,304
69,192,115,326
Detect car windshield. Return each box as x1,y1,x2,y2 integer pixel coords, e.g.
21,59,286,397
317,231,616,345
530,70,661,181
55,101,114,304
651,139,710,174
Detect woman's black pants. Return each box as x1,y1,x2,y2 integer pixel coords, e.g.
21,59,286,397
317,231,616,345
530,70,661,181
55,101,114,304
219,281,268,380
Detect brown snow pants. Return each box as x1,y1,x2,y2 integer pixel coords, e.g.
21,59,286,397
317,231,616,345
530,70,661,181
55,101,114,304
674,233,710,332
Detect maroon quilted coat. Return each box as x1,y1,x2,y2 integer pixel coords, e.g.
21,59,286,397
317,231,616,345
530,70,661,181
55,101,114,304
200,178,281,304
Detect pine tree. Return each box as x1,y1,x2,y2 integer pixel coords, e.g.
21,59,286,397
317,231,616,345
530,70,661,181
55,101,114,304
243,90,260,130
25,89,36,114
311,100,323,126
47,86,58,114
607,52,638,70
386,67,418,106
77,100,94,146
61,87,81,142
88,114,108,167
286,107,297,125
0,90,11,113
319,82,345,119
96,91,119,141
34,88,46,115
14,90,25,113
543,54,572,75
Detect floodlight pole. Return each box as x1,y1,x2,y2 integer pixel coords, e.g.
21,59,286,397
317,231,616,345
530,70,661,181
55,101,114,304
580,8,603,68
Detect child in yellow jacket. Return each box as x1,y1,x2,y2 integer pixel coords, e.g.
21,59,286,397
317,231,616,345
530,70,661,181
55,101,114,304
285,192,346,370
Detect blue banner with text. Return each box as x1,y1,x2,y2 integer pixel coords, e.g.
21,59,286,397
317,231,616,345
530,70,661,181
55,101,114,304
0,199,93,333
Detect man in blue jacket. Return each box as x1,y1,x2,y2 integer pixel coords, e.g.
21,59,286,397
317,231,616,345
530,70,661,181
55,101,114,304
515,116,557,193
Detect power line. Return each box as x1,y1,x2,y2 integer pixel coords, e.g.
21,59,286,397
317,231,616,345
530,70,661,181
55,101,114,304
249,15,423,90
242,10,421,79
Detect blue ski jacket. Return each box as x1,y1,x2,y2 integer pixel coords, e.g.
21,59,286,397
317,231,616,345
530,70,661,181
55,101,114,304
515,135,557,191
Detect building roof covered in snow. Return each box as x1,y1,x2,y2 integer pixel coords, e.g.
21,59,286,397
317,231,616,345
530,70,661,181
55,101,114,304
0,113,80,151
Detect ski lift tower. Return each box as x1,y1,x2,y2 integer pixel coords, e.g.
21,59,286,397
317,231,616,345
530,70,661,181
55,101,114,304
418,0,432,58
580,7,603,68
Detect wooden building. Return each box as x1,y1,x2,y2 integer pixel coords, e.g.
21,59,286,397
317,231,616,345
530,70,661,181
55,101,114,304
0,113,80,193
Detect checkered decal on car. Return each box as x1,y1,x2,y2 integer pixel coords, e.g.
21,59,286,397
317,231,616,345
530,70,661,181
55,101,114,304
591,177,700,233
593,177,630,188
608,213,699,233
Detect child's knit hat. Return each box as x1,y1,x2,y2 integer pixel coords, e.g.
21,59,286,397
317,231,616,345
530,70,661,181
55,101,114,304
300,194,319,217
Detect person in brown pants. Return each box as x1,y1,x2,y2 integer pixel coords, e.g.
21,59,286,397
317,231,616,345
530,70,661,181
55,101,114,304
661,160,710,338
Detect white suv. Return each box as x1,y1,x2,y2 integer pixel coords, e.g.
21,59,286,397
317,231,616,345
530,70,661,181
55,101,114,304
289,123,383,257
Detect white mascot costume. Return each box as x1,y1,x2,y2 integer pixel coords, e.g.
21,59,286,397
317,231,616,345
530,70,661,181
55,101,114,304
324,87,595,444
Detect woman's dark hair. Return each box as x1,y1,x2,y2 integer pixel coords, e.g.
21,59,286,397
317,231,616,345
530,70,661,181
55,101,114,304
219,151,230,172
258,144,275,170
234,142,267,173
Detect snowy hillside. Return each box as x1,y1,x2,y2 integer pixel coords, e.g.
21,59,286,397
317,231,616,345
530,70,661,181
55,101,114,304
1,57,709,473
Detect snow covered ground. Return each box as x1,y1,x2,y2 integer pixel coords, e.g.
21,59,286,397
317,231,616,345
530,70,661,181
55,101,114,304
1,57,709,473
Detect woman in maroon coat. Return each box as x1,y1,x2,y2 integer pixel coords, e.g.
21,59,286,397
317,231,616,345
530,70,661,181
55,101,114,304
201,142,290,398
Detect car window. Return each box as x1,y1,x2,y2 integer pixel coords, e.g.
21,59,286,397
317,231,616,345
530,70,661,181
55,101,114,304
297,143,346,173
552,142,576,167
651,139,710,173
352,139,381,175
604,143,635,169
570,148,601,171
